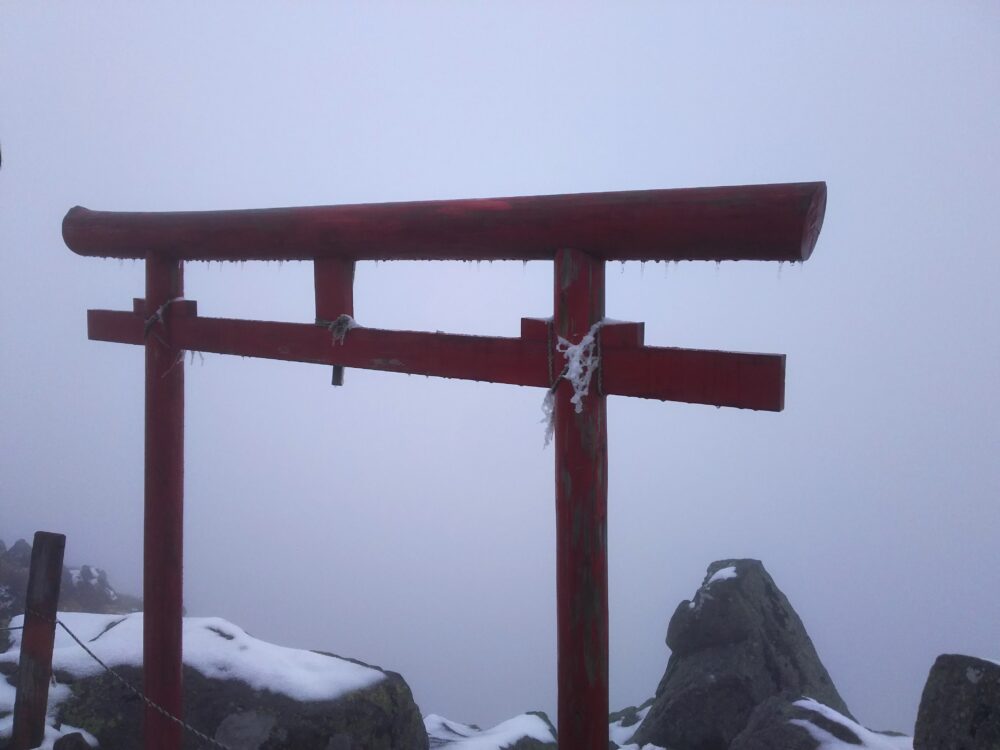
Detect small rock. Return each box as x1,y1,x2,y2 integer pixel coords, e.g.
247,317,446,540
53,732,92,750
214,709,277,749
914,654,1000,750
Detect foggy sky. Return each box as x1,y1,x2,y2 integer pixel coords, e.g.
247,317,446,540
2,3,998,735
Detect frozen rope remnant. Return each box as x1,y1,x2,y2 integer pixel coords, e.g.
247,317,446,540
143,296,184,341
328,313,359,345
542,320,605,446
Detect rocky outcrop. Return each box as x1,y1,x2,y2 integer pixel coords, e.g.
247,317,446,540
629,559,851,750
0,536,142,648
914,654,1000,750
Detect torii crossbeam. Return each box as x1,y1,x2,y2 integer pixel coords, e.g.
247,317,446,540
64,181,825,750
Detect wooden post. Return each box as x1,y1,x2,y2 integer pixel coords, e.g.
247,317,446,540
11,531,66,750
553,248,609,749
144,253,185,750
314,258,356,386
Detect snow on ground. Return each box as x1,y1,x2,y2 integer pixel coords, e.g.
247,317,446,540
425,712,556,749
790,698,913,750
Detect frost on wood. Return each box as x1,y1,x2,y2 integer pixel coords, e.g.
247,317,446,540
328,313,359,345
541,320,604,447
143,296,185,340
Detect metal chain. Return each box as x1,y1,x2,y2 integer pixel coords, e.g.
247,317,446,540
0,625,23,631
25,609,231,750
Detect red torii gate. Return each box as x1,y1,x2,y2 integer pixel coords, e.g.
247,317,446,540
63,181,825,750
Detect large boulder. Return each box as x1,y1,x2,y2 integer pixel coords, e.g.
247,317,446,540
630,559,851,750
57,662,426,749
914,654,1000,750
0,612,428,749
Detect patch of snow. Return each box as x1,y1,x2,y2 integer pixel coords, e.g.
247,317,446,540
608,705,652,745
0,674,97,749
0,584,12,609
425,713,555,749
967,666,983,684
0,672,16,712
617,744,667,750
0,715,98,750
5,612,128,653
706,566,738,585
0,612,384,704
790,698,913,750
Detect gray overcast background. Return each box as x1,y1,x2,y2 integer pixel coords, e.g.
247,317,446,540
2,2,998,735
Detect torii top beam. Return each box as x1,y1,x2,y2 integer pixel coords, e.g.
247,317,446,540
63,181,825,263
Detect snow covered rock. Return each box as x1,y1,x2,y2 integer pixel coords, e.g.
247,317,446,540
730,696,912,750
914,654,1000,750
425,712,556,749
629,559,852,750
607,701,653,747
0,612,427,749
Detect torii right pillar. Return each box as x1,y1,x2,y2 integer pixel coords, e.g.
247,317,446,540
553,247,610,745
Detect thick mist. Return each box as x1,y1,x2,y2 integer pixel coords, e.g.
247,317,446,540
1,3,998,733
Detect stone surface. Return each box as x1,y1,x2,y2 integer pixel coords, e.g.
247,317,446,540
730,696,852,750
56,661,428,749
630,559,851,750
52,732,94,750
914,654,1000,750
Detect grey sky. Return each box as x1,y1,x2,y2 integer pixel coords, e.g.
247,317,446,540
2,2,998,734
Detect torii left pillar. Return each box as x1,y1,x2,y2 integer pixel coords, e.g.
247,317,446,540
144,255,185,750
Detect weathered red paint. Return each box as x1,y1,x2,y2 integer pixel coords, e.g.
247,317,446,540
553,249,608,750
11,531,65,750
63,182,825,263
85,310,785,410
143,254,184,750
66,182,824,750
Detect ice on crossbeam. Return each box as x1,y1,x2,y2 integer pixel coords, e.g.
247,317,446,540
541,320,605,446
556,320,604,414
0,612,384,703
